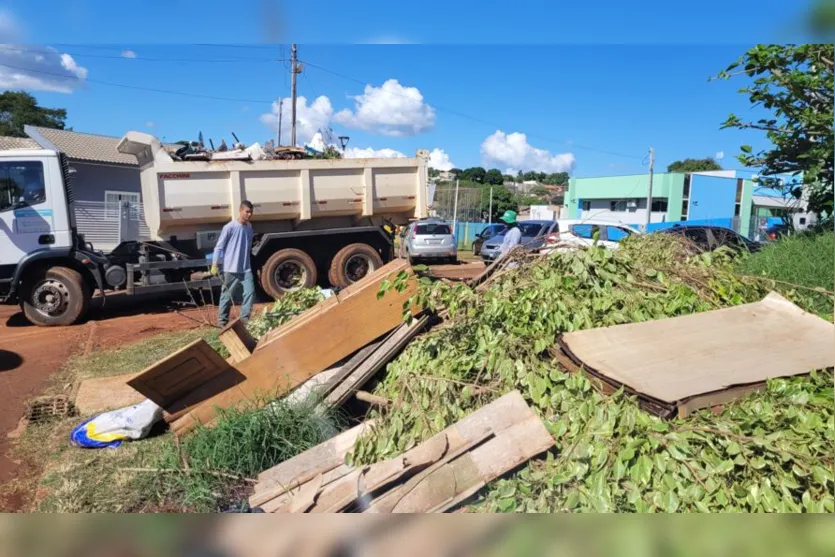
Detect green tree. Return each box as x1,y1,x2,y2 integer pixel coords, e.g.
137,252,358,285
666,158,723,173
311,146,343,159
428,167,440,178
0,91,67,138
716,44,834,216
485,168,504,185
485,185,517,219
544,172,569,185
461,166,487,183
531,185,550,197
502,174,515,183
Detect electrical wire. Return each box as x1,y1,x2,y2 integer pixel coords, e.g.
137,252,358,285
0,62,273,104
301,60,645,161
0,45,287,64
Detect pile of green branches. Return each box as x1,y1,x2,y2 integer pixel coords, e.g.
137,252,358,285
246,288,326,339
351,235,834,512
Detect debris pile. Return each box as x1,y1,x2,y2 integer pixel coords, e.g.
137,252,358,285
70,234,834,512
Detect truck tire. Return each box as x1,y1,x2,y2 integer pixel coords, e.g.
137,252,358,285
261,249,317,299
328,243,384,288
21,266,90,327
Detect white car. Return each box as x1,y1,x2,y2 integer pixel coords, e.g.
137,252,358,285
540,219,642,254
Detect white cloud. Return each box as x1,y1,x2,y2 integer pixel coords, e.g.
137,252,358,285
334,79,435,137
259,95,333,145
480,131,575,174
428,148,454,171
121,49,137,59
345,146,407,159
0,11,89,93
715,151,725,160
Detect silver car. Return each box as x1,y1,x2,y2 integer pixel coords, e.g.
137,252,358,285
480,220,559,261
399,220,458,264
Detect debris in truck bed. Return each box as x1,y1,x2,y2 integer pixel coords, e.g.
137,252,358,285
556,292,835,418
250,390,554,513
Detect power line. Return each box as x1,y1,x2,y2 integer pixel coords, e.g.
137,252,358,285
0,62,273,104
301,60,645,161
0,45,287,64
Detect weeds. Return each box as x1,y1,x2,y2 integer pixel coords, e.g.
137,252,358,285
735,232,834,317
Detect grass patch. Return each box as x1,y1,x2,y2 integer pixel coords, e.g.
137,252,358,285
14,327,343,512
736,232,834,317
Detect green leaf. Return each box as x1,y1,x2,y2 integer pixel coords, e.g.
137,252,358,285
740,144,753,153
631,455,654,486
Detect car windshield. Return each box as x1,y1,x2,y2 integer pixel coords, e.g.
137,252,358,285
415,223,451,235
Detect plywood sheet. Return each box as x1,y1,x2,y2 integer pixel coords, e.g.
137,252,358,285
560,292,835,406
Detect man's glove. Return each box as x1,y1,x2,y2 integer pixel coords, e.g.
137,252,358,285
210,265,219,276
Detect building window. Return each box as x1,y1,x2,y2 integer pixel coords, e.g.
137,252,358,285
683,174,691,199
105,190,141,219
581,200,591,211
799,217,807,225
610,200,627,212
651,199,668,212
733,178,743,217
681,175,691,220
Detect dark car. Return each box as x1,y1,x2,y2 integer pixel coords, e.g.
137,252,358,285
481,220,559,261
659,225,762,254
472,223,506,256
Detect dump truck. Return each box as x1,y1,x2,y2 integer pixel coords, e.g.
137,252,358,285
0,131,429,326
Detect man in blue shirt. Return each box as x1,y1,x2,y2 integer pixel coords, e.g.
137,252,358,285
211,200,255,328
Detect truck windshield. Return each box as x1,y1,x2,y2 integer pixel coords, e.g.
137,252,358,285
0,161,46,212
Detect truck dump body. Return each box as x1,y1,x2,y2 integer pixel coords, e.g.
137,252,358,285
116,132,429,241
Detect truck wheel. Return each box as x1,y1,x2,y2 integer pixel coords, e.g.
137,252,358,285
21,266,90,327
261,249,317,299
328,243,384,288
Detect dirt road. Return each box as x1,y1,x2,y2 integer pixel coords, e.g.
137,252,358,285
0,293,235,510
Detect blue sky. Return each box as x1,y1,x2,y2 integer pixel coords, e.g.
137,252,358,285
0,0,822,177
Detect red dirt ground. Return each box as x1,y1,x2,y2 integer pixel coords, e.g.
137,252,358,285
0,292,256,512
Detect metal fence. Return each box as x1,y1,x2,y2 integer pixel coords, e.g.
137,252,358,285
431,184,496,247
74,200,151,253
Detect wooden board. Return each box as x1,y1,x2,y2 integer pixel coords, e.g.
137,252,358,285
217,319,257,364
74,372,144,416
427,262,486,282
127,339,237,407
170,260,419,436
323,315,429,409
559,291,835,415
252,390,555,513
250,420,375,507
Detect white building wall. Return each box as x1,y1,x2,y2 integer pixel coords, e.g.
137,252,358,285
579,198,668,226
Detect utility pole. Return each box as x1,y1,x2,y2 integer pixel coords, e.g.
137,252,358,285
488,186,493,224
452,179,460,243
276,98,283,146
644,147,655,231
290,44,301,147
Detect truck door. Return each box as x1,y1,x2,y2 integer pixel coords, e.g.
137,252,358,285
0,160,56,266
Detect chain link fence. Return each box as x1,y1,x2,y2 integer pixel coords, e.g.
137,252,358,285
430,184,495,248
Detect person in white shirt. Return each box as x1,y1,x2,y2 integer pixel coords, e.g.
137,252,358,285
497,210,522,260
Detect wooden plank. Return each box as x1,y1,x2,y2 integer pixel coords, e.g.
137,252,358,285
171,260,419,436
127,339,234,407
74,372,144,416
367,410,554,513
250,420,375,507
254,390,553,514
316,339,387,399
217,319,256,364
323,316,429,410
273,431,455,514
255,296,340,349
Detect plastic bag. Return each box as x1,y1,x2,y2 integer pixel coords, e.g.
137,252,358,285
70,399,163,449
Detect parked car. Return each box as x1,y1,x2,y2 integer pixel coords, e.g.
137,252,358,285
540,220,641,254
472,223,506,256
400,219,458,264
480,220,559,261
659,225,762,253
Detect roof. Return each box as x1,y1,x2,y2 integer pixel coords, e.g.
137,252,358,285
25,126,139,166
0,136,40,150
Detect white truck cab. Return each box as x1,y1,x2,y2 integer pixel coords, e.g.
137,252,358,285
0,148,107,325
